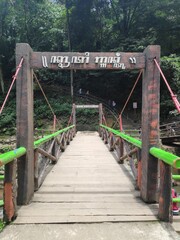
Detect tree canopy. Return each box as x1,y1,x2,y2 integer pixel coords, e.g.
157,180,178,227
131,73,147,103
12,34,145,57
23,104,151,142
0,0,179,118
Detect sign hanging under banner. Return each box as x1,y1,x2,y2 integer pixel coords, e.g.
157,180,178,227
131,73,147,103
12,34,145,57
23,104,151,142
31,52,145,70
133,102,137,109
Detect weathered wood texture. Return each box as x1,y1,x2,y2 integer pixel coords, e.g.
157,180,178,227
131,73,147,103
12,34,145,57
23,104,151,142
4,160,17,221
141,45,160,203
158,161,172,222
14,132,158,224
31,52,145,70
16,43,34,205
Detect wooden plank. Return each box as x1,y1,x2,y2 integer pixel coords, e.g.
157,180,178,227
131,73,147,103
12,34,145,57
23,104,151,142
172,216,180,232
32,194,143,203
31,52,145,70
19,202,158,210
14,215,158,224
14,132,158,224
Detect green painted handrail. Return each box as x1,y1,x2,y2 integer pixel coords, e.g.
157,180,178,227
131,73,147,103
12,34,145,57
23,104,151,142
0,147,26,167
172,175,180,181
172,198,180,203
149,147,180,169
0,125,74,166
34,125,74,148
0,200,4,207
100,124,180,169
0,175,4,181
100,125,142,148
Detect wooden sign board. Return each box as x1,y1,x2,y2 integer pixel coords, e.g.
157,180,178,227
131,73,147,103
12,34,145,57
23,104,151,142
31,52,145,70
76,105,99,109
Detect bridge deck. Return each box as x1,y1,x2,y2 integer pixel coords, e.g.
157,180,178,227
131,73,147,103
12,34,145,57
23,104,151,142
14,132,158,224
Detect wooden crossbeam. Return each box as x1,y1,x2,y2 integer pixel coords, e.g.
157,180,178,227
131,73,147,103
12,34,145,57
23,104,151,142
118,147,138,162
37,148,57,162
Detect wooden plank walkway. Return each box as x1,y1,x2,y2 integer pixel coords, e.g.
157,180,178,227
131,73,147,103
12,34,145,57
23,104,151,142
14,132,158,224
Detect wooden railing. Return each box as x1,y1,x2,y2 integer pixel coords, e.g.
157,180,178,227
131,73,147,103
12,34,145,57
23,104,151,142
160,121,180,138
0,125,76,222
99,124,180,222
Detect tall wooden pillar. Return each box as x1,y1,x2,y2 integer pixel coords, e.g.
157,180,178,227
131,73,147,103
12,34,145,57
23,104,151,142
16,43,34,205
141,45,160,202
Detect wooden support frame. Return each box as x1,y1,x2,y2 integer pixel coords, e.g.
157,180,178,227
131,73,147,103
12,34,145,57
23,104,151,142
37,148,57,162
119,147,138,162
141,45,160,203
16,43,34,205
15,44,166,219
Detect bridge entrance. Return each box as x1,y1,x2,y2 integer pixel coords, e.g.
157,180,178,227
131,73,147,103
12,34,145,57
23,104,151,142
15,44,161,214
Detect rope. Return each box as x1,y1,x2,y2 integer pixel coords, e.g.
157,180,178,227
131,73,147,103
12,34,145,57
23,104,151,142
102,113,107,126
117,70,142,130
0,58,24,114
33,72,62,129
119,70,143,117
154,58,180,113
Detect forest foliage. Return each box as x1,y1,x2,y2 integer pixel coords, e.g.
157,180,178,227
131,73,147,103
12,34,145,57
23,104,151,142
0,0,179,120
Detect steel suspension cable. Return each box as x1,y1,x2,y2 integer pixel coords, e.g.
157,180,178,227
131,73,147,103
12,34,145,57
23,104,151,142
33,72,62,129
0,58,24,114
154,58,180,113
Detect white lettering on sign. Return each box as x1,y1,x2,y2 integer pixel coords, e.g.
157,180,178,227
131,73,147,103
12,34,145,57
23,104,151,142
42,56,48,68
95,53,121,67
41,52,127,69
100,63,107,68
50,56,70,68
71,52,90,64
113,63,126,69
129,57,137,64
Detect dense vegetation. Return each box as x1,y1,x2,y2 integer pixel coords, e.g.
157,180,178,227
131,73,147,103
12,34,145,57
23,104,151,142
0,0,179,130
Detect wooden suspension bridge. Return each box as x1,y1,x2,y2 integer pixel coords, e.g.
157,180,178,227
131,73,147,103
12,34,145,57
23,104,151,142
0,44,180,239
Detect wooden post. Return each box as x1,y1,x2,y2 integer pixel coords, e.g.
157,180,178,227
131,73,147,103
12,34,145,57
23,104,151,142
4,161,17,221
99,103,103,124
34,149,39,191
141,45,160,202
118,138,124,164
158,161,172,222
137,149,142,190
72,103,76,132
109,133,114,151
16,43,34,205
99,103,103,137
